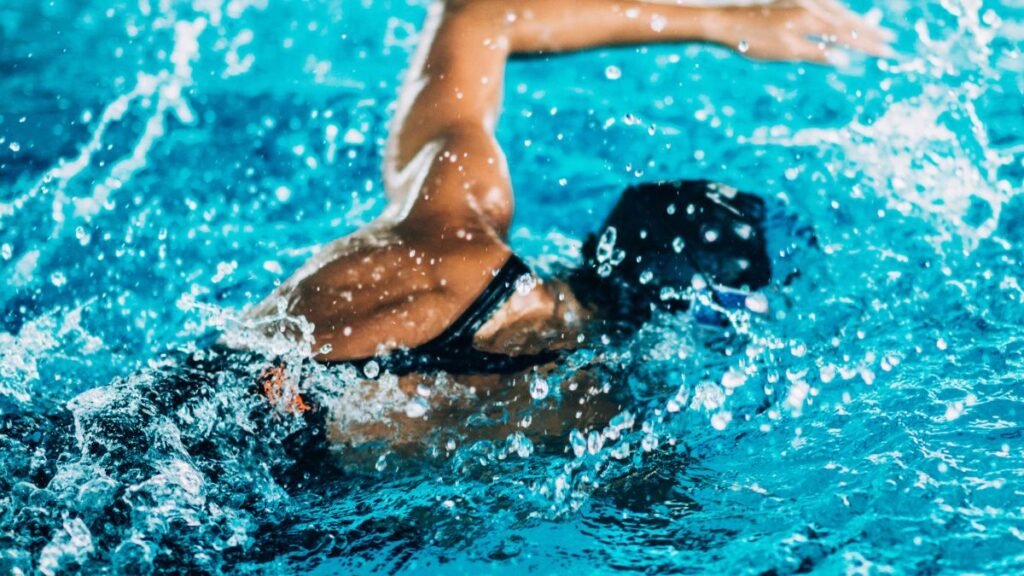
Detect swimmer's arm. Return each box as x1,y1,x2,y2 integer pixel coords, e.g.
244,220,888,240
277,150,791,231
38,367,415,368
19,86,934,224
386,0,892,236
457,0,894,63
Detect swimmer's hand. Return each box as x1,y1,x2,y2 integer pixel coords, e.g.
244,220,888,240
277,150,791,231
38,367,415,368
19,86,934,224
705,0,896,64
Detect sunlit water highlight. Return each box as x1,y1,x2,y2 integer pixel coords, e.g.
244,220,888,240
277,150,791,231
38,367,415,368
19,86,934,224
1,0,1023,573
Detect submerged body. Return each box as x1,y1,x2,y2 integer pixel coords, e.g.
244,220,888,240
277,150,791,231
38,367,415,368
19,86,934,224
240,0,893,448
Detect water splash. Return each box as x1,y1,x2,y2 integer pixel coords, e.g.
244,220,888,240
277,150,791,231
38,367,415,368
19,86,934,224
743,0,1017,251
1,0,1023,572
0,304,102,404
1,0,265,230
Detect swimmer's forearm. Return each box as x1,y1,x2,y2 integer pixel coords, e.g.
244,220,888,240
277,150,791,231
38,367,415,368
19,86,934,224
448,0,717,54
448,0,893,61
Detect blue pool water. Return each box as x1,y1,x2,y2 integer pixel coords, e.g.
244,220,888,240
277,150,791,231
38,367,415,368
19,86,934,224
2,0,1023,573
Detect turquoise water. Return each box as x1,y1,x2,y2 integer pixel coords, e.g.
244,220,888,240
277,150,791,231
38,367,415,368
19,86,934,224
2,0,1023,573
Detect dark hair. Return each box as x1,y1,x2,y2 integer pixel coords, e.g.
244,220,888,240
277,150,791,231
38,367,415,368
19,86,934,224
568,180,772,326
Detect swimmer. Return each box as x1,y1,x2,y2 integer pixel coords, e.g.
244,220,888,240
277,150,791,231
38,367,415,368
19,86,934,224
236,0,893,449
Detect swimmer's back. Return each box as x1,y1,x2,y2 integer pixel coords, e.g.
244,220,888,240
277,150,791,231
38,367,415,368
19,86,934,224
245,217,512,361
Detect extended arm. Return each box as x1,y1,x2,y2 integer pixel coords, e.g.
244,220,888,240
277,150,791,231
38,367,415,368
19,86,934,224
384,0,893,238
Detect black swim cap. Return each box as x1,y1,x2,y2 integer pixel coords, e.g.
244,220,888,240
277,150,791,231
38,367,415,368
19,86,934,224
571,180,772,324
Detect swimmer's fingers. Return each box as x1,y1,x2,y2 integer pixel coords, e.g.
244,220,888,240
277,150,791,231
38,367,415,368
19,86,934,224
710,3,892,64
812,0,895,39
785,37,831,65
804,0,897,56
778,5,892,61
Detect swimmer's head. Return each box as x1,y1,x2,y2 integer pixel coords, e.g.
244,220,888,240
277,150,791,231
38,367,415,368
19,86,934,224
568,180,773,326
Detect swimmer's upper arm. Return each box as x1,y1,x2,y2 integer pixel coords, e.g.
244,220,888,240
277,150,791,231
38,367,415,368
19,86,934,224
397,122,514,235
385,3,516,237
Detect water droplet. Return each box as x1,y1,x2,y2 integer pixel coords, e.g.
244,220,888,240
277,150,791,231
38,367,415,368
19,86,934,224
711,411,733,430
570,430,587,458
641,434,658,452
744,293,769,314
529,375,549,400
672,237,685,253
404,399,427,418
363,360,380,379
596,226,618,263
604,65,622,80
722,369,747,389
515,274,538,295
9,142,20,152
738,40,750,53
508,432,534,458
343,128,366,145
75,227,91,246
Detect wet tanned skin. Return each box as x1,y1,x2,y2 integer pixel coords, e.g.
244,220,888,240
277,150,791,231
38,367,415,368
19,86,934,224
244,0,893,446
